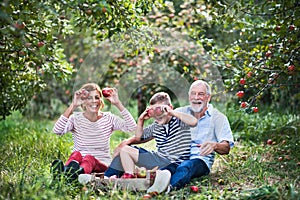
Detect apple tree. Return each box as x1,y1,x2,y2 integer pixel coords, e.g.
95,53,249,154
0,0,161,120
144,0,299,113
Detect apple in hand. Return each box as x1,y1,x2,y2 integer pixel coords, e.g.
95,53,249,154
137,167,147,178
102,88,112,97
190,185,199,193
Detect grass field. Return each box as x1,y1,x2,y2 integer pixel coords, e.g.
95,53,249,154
0,107,299,200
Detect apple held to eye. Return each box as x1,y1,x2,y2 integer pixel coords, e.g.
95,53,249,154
102,88,112,97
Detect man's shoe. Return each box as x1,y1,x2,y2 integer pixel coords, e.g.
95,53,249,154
51,159,64,181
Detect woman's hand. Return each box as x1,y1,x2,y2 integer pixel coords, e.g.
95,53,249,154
104,88,120,105
73,89,89,108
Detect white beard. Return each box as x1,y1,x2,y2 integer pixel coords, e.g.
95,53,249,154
191,103,205,113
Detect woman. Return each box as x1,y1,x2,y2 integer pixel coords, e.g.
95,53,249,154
52,83,136,182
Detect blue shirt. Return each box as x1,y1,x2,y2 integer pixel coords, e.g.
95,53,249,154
176,104,234,171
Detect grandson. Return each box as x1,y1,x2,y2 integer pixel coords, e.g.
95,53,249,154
104,92,197,184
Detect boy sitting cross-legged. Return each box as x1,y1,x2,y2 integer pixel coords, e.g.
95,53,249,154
104,92,197,193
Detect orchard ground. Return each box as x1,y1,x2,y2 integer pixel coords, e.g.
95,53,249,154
0,104,299,199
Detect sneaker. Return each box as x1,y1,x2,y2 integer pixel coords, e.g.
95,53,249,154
64,160,84,182
146,170,171,194
121,173,135,179
51,159,64,181
165,185,173,194
78,174,94,185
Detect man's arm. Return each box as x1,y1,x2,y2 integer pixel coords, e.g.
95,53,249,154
198,140,230,156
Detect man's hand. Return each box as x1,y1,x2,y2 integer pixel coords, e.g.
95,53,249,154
198,142,216,156
198,141,230,156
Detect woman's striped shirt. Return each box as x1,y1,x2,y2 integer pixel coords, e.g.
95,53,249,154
53,109,136,165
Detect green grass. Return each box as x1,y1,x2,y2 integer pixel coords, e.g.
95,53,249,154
0,107,299,200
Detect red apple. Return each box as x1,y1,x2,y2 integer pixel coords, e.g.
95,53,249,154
37,41,45,48
267,139,273,145
289,25,295,31
239,78,246,85
265,51,272,57
240,102,247,108
14,22,25,29
278,157,283,161
65,90,70,95
236,91,245,98
275,25,281,31
253,107,259,113
190,185,199,193
102,88,112,97
247,71,253,78
288,65,295,72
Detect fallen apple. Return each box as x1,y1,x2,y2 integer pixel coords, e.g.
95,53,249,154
137,167,147,178
102,88,112,97
190,185,199,193
267,139,273,145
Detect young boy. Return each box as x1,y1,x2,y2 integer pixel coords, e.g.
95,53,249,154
103,92,197,192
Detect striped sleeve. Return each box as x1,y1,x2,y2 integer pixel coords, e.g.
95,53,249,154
112,109,137,132
53,115,74,135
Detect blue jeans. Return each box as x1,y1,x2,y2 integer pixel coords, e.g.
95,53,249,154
104,146,171,177
170,158,210,190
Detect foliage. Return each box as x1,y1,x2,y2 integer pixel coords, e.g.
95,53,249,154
146,0,300,113
0,107,299,199
0,0,161,120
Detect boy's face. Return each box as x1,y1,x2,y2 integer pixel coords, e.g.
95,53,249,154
148,104,171,125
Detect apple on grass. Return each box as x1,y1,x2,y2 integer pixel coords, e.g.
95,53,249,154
190,185,199,193
267,139,273,145
136,167,147,178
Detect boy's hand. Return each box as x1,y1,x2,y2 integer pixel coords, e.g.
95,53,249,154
138,108,151,121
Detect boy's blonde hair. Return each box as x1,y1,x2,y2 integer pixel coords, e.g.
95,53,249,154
149,92,171,106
